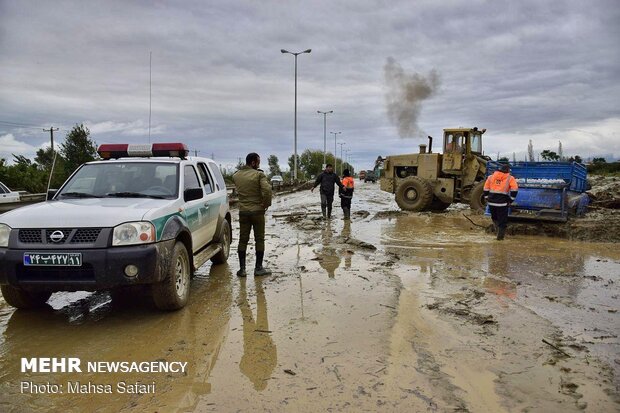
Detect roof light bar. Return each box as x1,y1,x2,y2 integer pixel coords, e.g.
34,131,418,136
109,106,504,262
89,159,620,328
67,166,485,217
97,143,189,160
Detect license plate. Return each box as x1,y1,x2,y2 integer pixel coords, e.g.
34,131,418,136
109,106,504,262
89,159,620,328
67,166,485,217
23,253,82,267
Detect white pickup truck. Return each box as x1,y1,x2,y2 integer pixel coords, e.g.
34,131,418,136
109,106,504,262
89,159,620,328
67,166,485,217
0,143,232,311
0,182,20,204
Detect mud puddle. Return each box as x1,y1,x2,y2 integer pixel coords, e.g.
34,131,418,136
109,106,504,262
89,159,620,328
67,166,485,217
0,181,618,412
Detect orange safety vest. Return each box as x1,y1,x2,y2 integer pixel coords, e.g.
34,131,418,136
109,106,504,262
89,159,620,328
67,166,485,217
484,171,518,207
342,177,355,189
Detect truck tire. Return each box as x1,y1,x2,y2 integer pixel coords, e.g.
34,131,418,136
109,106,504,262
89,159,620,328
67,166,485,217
430,197,451,212
153,242,191,310
211,219,231,264
469,181,487,212
395,177,433,211
0,285,51,309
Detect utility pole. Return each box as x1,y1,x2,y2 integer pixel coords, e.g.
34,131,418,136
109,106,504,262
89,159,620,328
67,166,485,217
281,48,312,181
193,149,200,157
43,126,59,194
330,131,341,168
149,51,152,143
43,127,59,153
338,142,346,175
317,110,333,167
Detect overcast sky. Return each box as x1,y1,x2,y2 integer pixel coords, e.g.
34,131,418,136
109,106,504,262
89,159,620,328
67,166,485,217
1,0,619,170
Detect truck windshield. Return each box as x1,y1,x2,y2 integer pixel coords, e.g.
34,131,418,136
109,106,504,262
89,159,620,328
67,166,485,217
58,162,179,199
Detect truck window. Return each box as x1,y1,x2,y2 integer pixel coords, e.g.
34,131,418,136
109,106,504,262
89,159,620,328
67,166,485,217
184,165,202,192
209,162,226,191
196,162,214,194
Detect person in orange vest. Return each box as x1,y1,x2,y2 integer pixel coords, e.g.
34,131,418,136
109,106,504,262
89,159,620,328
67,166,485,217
483,163,518,240
339,169,355,220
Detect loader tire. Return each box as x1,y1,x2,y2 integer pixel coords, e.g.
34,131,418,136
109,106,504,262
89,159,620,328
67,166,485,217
469,181,487,212
395,177,433,211
430,197,451,212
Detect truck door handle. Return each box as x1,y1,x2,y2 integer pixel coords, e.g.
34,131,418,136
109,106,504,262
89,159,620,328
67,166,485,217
204,203,210,208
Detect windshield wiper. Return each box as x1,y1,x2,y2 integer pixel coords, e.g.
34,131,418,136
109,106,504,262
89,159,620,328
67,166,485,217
106,192,167,199
59,192,103,198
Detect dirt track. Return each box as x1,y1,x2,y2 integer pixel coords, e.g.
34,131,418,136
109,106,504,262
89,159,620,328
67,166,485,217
0,182,619,412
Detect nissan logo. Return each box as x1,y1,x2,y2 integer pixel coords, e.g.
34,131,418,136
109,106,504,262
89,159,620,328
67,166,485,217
50,230,65,243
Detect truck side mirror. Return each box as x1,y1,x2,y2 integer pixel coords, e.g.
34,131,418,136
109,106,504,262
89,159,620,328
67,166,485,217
47,189,57,200
184,188,203,202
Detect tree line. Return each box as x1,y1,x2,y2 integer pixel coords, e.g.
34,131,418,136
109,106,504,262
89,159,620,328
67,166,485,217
227,149,355,182
0,124,98,193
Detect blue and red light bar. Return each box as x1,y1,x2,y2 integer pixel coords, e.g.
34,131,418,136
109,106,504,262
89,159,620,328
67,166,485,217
97,143,189,160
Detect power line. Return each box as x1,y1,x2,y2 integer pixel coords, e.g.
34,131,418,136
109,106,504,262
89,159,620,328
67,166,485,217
0,120,46,129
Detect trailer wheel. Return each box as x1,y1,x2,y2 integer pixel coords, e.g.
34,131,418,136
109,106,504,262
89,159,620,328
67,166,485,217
395,177,433,211
0,285,51,309
469,181,487,212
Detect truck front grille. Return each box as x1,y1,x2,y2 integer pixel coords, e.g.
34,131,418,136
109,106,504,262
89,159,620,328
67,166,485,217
70,229,102,244
18,228,103,245
19,230,43,243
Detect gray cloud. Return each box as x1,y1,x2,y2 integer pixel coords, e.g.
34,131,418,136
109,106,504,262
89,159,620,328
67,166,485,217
0,0,619,170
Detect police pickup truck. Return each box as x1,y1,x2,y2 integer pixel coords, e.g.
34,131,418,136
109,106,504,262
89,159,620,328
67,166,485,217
0,143,231,310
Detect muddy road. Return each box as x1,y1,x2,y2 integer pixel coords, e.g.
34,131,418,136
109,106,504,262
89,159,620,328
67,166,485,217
0,182,619,412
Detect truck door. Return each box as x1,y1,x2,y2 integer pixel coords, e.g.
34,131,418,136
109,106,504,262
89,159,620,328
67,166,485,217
196,162,219,242
182,165,210,252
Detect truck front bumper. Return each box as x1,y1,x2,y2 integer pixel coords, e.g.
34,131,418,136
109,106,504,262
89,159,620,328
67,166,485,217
0,239,175,291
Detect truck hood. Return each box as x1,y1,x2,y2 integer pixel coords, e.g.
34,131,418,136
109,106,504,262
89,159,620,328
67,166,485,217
0,198,171,228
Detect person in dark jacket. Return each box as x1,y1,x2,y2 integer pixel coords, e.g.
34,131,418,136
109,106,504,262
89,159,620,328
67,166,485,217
339,169,355,220
483,163,519,240
311,164,344,219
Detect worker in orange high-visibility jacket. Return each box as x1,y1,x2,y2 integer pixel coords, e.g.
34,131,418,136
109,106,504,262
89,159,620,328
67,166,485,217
483,163,518,240
339,169,355,220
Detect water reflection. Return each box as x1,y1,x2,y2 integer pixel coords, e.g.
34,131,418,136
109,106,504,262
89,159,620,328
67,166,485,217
314,221,341,278
238,278,277,391
0,263,234,412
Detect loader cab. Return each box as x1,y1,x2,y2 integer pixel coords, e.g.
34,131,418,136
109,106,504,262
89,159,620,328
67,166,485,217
443,128,485,155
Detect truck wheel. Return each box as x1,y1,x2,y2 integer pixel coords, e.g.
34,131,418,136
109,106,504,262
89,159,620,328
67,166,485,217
153,242,191,310
211,219,231,264
0,285,51,309
430,197,451,212
395,177,433,211
469,181,487,212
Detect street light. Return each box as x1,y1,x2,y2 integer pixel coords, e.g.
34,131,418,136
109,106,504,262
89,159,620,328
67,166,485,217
329,131,341,168
317,110,333,167
281,48,312,181
337,142,346,176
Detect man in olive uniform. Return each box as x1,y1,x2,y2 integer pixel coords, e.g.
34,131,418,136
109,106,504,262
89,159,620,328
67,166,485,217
232,153,272,277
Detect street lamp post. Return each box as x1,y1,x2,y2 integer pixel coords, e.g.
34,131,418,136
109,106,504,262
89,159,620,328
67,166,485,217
281,48,312,181
317,110,333,167
337,142,346,176
329,131,341,168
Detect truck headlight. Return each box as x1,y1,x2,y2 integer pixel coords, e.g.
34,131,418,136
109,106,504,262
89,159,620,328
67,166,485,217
112,222,155,246
0,224,10,247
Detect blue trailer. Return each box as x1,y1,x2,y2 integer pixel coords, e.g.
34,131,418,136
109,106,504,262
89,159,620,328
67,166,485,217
485,161,589,222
